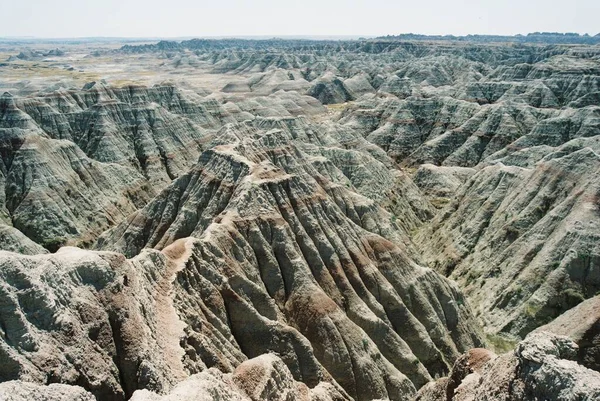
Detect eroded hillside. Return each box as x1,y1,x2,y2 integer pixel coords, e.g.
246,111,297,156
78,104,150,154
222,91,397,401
0,37,598,401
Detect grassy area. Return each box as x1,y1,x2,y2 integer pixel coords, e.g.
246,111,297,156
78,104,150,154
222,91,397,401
486,333,519,354
401,166,418,176
325,102,353,112
2,61,100,81
430,197,451,209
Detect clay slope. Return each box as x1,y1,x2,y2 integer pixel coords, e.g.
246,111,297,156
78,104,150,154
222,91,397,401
129,354,348,401
533,294,600,371
0,187,482,401
0,246,185,400
2,37,599,401
415,146,600,340
417,296,600,401
0,83,327,251
0,242,348,401
0,121,153,251
2,83,221,187
0,224,48,255
339,96,599,168
94,126,483,400
97,117,434,256
0,83,232,250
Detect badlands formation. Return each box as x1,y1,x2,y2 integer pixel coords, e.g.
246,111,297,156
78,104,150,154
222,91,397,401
0,36,599,400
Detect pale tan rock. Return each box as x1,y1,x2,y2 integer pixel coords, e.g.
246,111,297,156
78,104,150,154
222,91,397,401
0,380,95,401
416,332,600,401
129,354,347,401
534,295,600,371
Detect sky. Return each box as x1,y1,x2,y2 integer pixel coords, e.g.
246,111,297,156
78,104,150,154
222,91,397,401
0,0,598,38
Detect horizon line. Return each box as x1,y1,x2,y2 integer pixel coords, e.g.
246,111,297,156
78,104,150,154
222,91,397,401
1,31,599,41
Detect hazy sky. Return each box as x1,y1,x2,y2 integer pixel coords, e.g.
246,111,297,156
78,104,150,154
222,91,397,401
1,0,598,38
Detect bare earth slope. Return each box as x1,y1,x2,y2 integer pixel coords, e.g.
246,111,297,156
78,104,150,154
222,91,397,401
1,37,599,401
10,123,481,400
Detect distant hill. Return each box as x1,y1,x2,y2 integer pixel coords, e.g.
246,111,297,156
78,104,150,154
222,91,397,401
376,32,600,44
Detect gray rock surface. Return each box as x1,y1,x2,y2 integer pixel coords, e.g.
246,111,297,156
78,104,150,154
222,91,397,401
415,147,600,339
0,82,328,250
130,354,347,401
416,331,600,401
307,73,353,105
412,165,476,207
534,295,600,371
0,225,48,254
0,380,95,401
95,123,483,400
0,246,188,399
0,228,482,401
2,37,600,401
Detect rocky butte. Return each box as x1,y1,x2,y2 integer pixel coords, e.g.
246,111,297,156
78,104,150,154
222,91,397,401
0,35,598,401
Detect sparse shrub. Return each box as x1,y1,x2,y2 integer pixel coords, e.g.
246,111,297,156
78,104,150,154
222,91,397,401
524,302,540,318
563,288,585,304
504,225,520,242
548,261,560,269
486,334,519,354
43,237,66,253
511,284,523,298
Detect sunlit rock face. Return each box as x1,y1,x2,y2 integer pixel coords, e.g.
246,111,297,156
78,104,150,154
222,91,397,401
416,331,600,401
1,37,599,401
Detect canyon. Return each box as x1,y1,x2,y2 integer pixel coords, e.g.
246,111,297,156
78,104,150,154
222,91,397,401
0,36,599,400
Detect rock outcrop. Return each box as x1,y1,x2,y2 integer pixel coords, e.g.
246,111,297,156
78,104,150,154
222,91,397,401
0,121,154,250
415,147,600,339
411,165,476,208
0,246,188,399
2,36,600,401
307,73,353,105
416,331,600,401
340,97,600,168
130,354,347,401
0,380,95,401
534,295,600,372
95,123,483,400
0,225,48,255
1,221,483,401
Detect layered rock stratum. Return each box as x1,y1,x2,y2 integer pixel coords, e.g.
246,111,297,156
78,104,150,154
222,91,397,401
1,36,599,400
